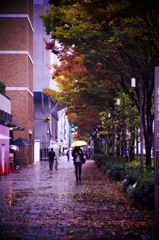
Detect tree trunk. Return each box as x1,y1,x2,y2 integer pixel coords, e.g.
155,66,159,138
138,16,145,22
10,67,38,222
136,131,139,155
117,130,120,157
142,77,154,166
130,126,135,162
143,119,153,166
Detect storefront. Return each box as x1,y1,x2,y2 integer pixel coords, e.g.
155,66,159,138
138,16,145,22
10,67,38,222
0,125,10,174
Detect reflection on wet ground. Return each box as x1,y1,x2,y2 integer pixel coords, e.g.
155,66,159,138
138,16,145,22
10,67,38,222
0,156,154,240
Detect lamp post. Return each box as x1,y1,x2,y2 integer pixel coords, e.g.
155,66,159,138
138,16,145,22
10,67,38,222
131,77,143,175
117,97,126,171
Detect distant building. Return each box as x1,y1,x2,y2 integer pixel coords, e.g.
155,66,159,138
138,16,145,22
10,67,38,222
34,92,59,160
58,108,70,153
0,0,34,165
34,0,61,160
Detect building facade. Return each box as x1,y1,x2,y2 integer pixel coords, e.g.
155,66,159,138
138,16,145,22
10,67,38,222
58,108,70,154
34,92,59,160
0,93,11,174
34,0,63,160
0,0,34,165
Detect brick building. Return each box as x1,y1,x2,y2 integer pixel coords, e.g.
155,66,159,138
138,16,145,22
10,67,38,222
0,0,34,165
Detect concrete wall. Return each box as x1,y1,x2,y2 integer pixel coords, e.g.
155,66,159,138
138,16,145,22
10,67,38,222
34,92,58,160
34,0,51,91
0,93,11,114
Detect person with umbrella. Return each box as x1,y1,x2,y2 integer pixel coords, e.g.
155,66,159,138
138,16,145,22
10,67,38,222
9,145,19,170
72,146,84,185
48,148,55,170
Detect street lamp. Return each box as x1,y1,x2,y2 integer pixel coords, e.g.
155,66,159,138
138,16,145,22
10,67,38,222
131,77,136,87
117,98,120,105
131,77,143,175
117,97,126,171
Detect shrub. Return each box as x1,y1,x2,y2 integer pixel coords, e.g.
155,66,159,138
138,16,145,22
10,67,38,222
107,167,125,181
0,80,6,95
126,185,135,199
134,180,154,208
122,175,138,192
126,178,154,209
94,154,154,208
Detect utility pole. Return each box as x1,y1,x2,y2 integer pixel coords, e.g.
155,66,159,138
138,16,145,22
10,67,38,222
155,66,159,236
123,97,126,171
140,77,143,175
112,112,114,164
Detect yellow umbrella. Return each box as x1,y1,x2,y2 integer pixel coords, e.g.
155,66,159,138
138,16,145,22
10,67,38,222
71,140,87,147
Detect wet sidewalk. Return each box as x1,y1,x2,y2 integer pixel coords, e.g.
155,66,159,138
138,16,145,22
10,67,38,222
0,156,154,240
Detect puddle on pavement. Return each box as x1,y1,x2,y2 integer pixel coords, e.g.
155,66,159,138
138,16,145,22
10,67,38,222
15,189,33,198
5,188,57,206
4,188,34,207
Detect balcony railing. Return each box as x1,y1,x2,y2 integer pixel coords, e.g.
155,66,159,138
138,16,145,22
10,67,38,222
0,109,13,125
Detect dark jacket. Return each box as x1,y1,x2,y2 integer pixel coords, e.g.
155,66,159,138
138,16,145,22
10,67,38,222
72,147,83,163
48,150,55,161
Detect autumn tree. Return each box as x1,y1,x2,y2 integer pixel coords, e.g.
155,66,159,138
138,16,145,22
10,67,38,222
39,0,159,165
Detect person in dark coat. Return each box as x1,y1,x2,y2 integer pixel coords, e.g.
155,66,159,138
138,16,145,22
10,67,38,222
72,146,83,185
48,148,55,170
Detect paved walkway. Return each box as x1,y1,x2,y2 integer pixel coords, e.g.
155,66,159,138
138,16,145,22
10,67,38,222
0,156,154,240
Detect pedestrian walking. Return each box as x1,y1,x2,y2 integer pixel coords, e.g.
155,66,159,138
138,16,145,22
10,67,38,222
72,146,83,185
66,149,70,162
48,148,55,170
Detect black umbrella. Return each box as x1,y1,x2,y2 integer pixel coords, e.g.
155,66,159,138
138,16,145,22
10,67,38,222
12,137,32,146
